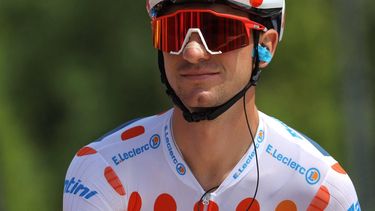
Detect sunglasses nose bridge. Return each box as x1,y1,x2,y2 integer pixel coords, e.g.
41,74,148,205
170,28,222,55
182,41,210,64
188,32,204,45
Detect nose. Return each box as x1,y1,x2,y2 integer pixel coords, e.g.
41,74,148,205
182,33,210,64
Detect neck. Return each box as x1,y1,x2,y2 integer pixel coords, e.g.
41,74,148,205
171,89,259,191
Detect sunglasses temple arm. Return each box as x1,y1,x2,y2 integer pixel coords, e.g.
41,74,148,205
245,22,268,32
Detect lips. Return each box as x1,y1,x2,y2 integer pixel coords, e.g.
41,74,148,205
180,71,220,81
177,60,222,81
181,71,219,76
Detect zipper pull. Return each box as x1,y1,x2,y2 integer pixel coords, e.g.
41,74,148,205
202,193,210,206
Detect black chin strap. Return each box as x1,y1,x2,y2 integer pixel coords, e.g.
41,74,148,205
158,31,261,122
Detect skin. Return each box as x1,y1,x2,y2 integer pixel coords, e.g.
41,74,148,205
162,3,278,191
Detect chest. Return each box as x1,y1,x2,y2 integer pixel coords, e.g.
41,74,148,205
123,167,316,211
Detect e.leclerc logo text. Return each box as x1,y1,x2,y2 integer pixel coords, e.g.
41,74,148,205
164,124,186,176
232,130,265,179
112,134,160,165
266,144,320,185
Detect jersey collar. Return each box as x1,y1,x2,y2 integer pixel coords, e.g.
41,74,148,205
161,108,267,194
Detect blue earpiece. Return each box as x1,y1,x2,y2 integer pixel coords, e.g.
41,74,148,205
254,44,272,63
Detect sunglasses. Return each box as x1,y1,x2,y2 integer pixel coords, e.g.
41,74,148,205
152,9,267,55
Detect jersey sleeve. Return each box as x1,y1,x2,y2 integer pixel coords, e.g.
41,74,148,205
63,146,127,211
318,163,361,211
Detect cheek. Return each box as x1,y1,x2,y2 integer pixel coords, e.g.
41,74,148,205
162,53,179,84
237,46,253,67
221,47,253,79
163,53,173,71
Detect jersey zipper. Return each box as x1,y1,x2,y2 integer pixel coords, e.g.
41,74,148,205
201,193,210,211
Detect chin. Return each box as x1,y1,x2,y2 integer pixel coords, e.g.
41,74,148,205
182,95,221,110
176,86,225,108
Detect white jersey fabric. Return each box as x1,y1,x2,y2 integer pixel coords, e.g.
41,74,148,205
63,109,360,211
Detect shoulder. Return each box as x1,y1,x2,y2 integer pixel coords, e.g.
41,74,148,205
260,112,360,210
320,164,361,210
93,109,171,147
63,146,126,210
260,111,330,160
63,109,172,210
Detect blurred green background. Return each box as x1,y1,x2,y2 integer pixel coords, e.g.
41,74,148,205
0,0,373,210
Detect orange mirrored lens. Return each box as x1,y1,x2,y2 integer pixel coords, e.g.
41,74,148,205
152,10,259,53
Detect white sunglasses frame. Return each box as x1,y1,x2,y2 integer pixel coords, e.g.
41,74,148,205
169,26,267,55
169,28,222,55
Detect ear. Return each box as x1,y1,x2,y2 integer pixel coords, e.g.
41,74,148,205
259,29,279,68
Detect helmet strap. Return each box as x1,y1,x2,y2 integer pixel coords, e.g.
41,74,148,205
157,30,261,122
251,30,262,85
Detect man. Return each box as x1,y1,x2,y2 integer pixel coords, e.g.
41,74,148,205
64,0,361,210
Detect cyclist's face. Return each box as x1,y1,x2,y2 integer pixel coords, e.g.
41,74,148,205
163,4,254,111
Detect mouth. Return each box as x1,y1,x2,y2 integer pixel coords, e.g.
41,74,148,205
177,60,223,82
180,72,220,81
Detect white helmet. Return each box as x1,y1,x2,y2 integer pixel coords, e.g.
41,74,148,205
146,0,286,41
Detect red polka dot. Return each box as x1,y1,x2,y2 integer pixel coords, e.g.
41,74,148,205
236,198,260,211
76,146,97,156
128,192,142,211
332,163,347,174
275,200,297,211
121,126,145,141
194,201,203,211
194,200,219,211
154,193,176,211
104,166,125,196
307,185,330,211
250,0,263,8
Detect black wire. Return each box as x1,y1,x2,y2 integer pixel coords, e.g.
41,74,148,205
196,95,260,211
243,94,260,211
198,186,219,211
